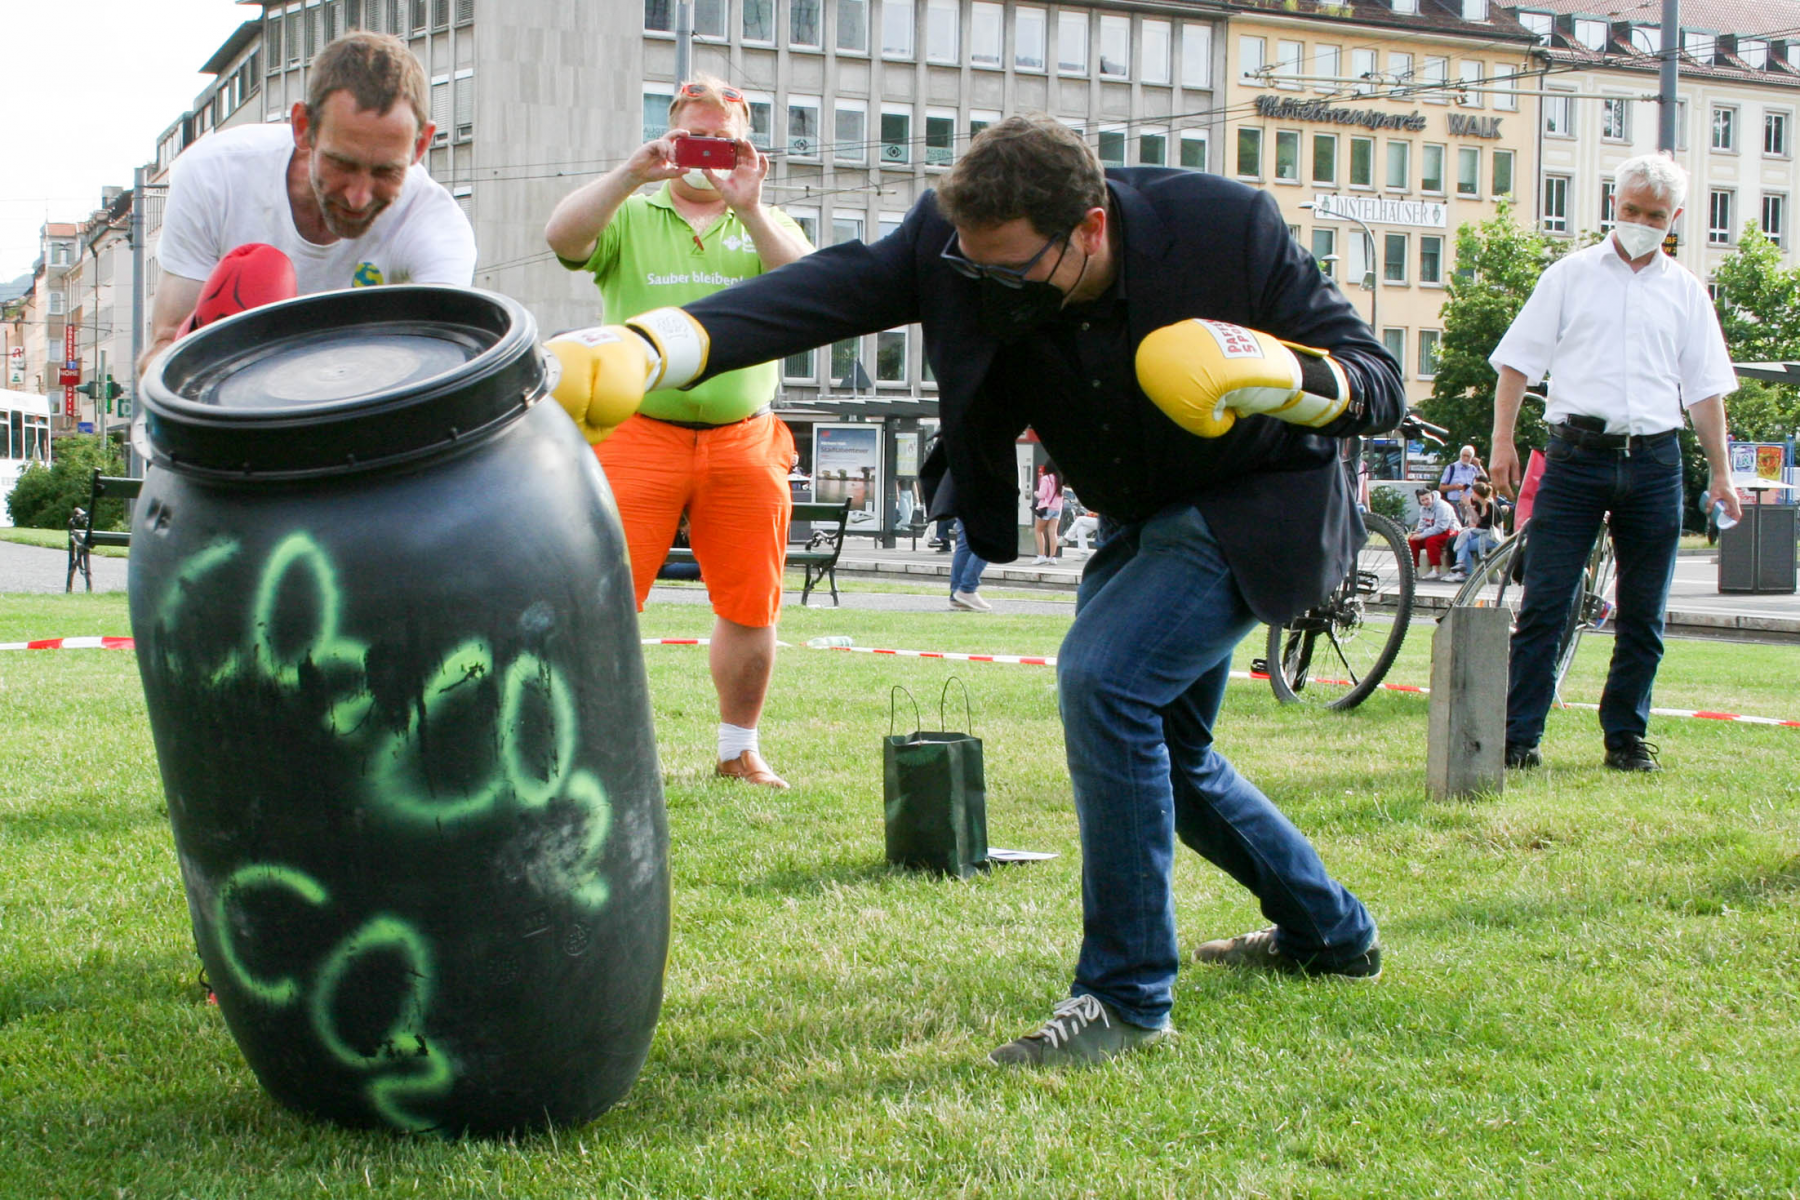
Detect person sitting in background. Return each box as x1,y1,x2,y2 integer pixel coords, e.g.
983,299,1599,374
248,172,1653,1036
1439,445,1484,518
1408,487,1461,580
1443,480,1500,583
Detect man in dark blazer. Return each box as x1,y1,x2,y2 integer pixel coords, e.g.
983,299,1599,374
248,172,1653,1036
548,115,1407,1066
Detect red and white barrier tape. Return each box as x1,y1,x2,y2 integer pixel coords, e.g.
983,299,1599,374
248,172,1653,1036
12,635,1796,728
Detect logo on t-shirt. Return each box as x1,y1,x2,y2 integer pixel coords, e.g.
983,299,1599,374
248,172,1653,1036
352,261,384,287
721,234,752,253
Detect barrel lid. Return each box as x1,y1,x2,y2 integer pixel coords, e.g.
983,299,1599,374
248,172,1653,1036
141,286,548,480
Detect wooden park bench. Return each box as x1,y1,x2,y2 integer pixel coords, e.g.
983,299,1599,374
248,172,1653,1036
658,499,853,607
66,468,142,593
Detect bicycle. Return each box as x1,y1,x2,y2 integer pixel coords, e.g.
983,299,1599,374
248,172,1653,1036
1262,414,1446,710
1450,515,1616,702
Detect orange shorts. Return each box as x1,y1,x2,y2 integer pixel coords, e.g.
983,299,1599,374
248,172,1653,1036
596,412,795,628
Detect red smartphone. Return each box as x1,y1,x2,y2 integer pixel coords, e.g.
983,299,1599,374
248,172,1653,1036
673,136,739,170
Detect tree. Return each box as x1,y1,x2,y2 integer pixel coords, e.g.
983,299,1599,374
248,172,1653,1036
1417,201,1577,469
1712,224,1800,363
4,434,127,530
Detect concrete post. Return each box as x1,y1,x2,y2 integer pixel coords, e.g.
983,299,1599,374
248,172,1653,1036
1426,606,1511,799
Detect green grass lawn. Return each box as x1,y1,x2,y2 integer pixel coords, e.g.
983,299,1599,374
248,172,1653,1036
1,590,1796,1198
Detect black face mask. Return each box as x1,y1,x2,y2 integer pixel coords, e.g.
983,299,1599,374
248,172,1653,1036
976,277,1067,342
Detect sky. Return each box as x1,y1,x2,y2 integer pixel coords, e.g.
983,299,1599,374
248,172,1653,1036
2,0,253,284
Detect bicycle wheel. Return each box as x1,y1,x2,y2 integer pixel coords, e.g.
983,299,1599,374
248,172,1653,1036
1267,511,1415,709
1452,524,1603,696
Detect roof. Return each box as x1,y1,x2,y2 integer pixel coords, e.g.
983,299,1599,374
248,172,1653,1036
1513,0,1800,36
201,21,262,74
1506,0,1800,85
1205,0,1540,45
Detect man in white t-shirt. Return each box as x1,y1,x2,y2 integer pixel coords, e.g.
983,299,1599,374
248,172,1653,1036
140,30,475,374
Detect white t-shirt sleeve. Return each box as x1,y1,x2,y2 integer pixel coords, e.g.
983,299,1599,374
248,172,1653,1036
390,175,477,286
1488,259,1566,385
1679,277,1738,406
155,149,225,282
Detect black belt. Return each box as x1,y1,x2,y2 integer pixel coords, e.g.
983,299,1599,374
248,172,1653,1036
1550,423,1678,453
644,406,771,432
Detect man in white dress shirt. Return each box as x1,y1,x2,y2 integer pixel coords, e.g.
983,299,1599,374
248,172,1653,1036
1488,152,1740,772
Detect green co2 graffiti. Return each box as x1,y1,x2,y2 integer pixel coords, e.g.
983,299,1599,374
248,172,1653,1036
251,531,370,690
213,864,329,1007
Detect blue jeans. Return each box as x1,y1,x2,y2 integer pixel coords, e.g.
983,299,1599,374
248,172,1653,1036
1506,434,1684,751
949,520,987,594
1454,527,1499,575
1059,502,1376,1028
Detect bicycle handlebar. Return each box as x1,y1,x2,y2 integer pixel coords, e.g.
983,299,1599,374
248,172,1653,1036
1396,414,1450,445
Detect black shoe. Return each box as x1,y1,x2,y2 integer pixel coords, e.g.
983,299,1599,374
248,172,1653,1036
1192,926,1382,980
1604,736,1661,772
1505,743,1542,769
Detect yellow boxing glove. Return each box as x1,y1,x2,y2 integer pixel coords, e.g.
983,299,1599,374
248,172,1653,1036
544,307,710,444
1136,319,1351,438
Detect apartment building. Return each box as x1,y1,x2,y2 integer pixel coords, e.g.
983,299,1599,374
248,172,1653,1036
1509,0,1800,282
1219,0,1541,405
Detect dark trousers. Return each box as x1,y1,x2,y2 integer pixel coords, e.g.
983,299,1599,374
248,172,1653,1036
1506,434,1683,751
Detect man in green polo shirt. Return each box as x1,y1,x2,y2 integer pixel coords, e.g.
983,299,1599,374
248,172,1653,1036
545,75,812,789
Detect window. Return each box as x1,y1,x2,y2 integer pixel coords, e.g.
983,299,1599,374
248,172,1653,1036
1058,11,1087,74
1418,330,1442,378
787,95,821,158
1712,105,1736,150
1237,127,1262,178
1386,140,1409,190
1767,112,1789,157
1345,228,1371,288
1457,146,1480,197
1139,129,1167,165
834,100,867,164
1314,45,1340,92
1312,133,1337,184
744,0,773,41
641,87,673,144
1630,25,1659,55
837,0,867,51
1015,6,1046,70
1493,148,1515,196
1709,190,1734,244
1240,35,1265,82
1685,30,1715,63
746,93,774,150
1312,227,1335,275
1098,127,1126,167
1422,56,1448,103
1494,65,1518,111
1384,233,1409,283
1351,48,1377,95
970,2,1002,67
1349,136,1373,187
1574,18,1607,51
692,0,724,37
452,69,473,143
1740,38,1769,69
644,0,671,30
877,328,909,383
1181,24,1212,88
1420,235,1443,284
1520,11,1552,42
743,0,773,41
1543,174,1570,233
879,107,911,165
882,0,912,57
783,348,818,381
1383,328,1406,368
1179,130,1208,171
1141,20,1170,85
1601,180,1616,231
787,207,821,247
969,108,1001,143
1763,193,1786,245
1602,97,1631,141
1388,51,1413,84
925,111,956,166
265,9,282,68
1545,92,1573,136
1275,130,1300,181
788,0,820,45
926,0,957,63
47,291,65,316
1275,40,1303,89
1099,15,1130,78
1458,61,1483,106
1421,143,1445,193
832,213,864,245
830,338,863,387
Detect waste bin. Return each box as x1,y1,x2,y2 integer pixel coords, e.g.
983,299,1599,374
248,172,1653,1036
1718,505,1798,594
132,286,669,1134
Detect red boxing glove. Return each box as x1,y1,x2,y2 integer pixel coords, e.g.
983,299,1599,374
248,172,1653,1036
176,243,298,339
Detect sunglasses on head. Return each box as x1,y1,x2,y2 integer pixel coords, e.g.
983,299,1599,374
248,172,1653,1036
679,81,748,107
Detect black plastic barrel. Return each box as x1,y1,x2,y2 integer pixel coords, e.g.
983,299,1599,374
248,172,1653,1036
131,286,669,1135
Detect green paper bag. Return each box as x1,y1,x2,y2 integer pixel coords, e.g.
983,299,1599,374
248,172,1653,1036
883,680,988,878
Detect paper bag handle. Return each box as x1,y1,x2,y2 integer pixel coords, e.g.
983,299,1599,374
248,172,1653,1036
940,676,974,733
888,685,922,738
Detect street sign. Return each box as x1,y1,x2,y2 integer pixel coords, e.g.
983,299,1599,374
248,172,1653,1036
59,368,81,386
64,386,75,417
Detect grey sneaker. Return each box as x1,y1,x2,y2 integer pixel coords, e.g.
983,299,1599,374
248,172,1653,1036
989,995,1167,1066
951,590,993,612
1192,926,1382,980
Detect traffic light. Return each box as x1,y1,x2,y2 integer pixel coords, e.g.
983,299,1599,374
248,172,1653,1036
74,376,125,412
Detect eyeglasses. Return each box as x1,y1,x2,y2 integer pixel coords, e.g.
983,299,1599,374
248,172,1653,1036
940,229,1071,289
678,81,748,108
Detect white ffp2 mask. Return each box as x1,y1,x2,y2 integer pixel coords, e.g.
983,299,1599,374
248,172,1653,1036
1613,220,1666,260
